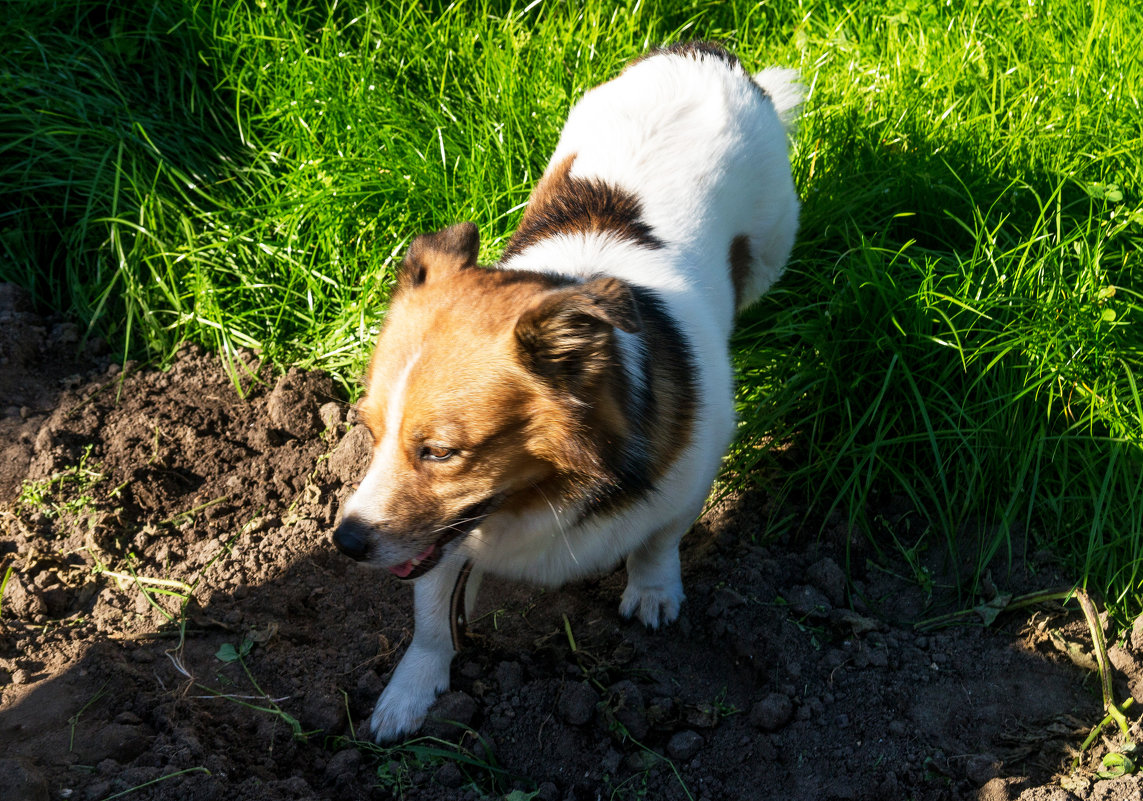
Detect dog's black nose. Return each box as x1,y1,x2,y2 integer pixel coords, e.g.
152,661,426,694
332,518,371,561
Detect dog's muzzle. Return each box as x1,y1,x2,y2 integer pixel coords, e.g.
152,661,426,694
332,517,372,561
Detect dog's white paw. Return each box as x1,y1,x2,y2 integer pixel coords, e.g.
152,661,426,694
369,680,440,743
619,581,684,629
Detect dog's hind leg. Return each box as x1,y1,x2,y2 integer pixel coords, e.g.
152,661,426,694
619,513,696,629
369,556,480,742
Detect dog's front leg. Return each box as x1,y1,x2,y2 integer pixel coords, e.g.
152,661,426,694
369,556,471,742
620,514,693,629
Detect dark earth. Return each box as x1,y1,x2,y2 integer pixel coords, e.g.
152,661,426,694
3,282,1143,801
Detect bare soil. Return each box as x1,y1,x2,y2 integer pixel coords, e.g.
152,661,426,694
2,283,1143,801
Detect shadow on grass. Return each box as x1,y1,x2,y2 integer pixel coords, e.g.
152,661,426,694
730,111,1141,610
1,0,267,353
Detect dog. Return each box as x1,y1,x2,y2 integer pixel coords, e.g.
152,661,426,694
333,41,802,742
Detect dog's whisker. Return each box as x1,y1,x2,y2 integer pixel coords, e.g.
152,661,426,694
429,515,486,536
533,482,577,565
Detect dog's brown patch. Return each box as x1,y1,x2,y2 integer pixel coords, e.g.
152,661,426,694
729,234,752,309
568,285,697,520
515,276,640,383
638,290,697,476
358,258,633,543
398,222,479,291
626,40,743,72
502,154,663,260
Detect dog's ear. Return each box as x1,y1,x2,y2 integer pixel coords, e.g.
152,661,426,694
515,277,641,382
398,222,479,290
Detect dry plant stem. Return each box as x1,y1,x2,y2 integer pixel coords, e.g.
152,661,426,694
101,767,212,800
913,587,1074,631
1076,589,1133,742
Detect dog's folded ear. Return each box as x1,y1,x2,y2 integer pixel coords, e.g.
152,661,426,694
515,277,641,382
399,222,479,290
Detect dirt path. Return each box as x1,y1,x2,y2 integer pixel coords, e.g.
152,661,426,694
1,284,1140,801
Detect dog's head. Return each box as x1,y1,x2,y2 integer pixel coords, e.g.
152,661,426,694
332,223,640,579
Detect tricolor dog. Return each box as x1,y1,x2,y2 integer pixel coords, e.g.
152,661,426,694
333,42,802,742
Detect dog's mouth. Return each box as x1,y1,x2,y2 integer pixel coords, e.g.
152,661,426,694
388,540,443,581
387,496,502,581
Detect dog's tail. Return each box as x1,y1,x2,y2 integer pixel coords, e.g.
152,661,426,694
752,67,805,133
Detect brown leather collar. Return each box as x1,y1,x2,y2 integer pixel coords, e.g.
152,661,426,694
449,560,475,652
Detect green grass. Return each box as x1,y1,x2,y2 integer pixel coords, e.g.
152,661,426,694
2,0,1141,616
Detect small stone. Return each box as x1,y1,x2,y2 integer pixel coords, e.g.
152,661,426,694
787,584,831,618
495,661,524,694
805,557,846,607
71,723,149,763
51,322,80,345
976,776,1031,801
324,748,361,781
128,649,154,664
433,761,464,789
319,401,344,431
706,586,747,618
964,754,1001,786
535,781,560,801
1130,615,1143,653
666,730,704,761
749,693,793,732
625,751,656,771
601,748,622,773
604,680,648,740
646,696,676,728
877,774,902,800
0,758,49,801
266,367,334,439
558,681,599,726
683,703,720,729
828,608,881,635
328,425,372,485
85,779,112,801
301,689,346,733
4,574,45,619
423,691,477,739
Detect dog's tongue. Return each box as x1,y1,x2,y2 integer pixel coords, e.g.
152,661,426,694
388,543,437,578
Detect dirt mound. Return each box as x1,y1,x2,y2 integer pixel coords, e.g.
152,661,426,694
1,283,1140,801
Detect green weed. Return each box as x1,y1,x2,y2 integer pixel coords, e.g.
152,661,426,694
205,634,311,741
349,728,513,798
0,565,14,620
17,445,104,519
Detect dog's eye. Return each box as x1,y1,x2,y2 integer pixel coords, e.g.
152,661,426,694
420,445,455,462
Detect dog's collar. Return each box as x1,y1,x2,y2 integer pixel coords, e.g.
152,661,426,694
449,559,475,652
